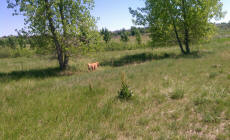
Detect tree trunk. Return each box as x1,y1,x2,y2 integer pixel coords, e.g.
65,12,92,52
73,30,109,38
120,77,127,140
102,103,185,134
45,0,65,70
172,18,186,54
184,27,190,54
59,0,69,70
182,0,190,54
166,0,185,54
63,52,69,69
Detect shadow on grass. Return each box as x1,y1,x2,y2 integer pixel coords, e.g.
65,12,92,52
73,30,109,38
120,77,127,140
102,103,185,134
0,67,62,82
101,51,202,67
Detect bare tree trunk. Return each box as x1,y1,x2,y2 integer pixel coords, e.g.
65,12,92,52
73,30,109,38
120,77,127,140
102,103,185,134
182,0,190,54
184,27,190,54
172,18,186,54
59,0,69,70
63,53,69,69
45,0,65,70
167,0,186,54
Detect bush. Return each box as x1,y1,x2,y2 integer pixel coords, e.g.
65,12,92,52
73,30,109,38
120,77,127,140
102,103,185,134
120,29,129,43
10,48,35,57
118,73,133,100
103,41,150,51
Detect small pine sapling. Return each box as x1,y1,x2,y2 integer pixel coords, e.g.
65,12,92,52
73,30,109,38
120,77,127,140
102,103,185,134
118,72,133,100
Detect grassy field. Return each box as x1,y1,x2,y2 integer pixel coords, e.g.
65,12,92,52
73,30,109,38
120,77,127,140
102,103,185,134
0,37,230,139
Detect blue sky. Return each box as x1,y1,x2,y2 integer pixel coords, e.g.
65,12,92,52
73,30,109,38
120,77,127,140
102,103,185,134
0,0,230,37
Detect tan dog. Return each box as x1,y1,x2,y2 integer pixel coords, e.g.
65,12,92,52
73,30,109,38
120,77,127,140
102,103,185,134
88,62,99,71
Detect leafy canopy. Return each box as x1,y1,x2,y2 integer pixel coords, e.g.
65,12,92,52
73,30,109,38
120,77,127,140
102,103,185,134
120,29,129,43
8,0,97,46
100,28,112,43
7,0,99,69
130,0,225,53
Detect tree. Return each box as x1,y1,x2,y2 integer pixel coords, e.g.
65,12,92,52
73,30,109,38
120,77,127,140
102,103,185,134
100,28,112,43
17,33,27,48
6,36,17,49
130,26,137,36
8,0,97,70
0,39,6,48
135,29,142,45
130,0,224,54
120,29,129,42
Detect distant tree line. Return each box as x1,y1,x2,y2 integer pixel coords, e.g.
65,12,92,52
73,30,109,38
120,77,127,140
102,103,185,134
111,27,149,36
99,26,145,45
216,22,230,30
0,36,28,49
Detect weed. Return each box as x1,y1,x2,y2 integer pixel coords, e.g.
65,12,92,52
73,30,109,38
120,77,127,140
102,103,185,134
209,72,218,78
203,112,220,123
170,89,184,100
227,74,230,80
152,93,167,104
138,117,149,126
193,96,210,106
195,128,202,133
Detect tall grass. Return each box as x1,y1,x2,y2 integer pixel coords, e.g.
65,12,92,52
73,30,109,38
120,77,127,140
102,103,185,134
0,29,230,139
0,36,230,139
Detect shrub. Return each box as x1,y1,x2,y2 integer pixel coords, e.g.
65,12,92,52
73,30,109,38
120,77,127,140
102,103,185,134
135,30,142,45
118,73,133,100
10,48,35,57
100,28,112,43
0,47,35,58
120,29,129,43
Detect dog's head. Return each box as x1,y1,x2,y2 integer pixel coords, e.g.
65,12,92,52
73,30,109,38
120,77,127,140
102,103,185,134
96,62,99,66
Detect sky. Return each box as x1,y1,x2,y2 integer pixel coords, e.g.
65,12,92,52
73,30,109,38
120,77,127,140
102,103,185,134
0,0,230,37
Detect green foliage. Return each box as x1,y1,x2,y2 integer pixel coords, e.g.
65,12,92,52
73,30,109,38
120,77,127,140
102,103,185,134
101,41,149,51
135,30,142,45
130,26,137,36
0,47,35,58
120,29,129,42
8,0,97,70
100,28,112,43
0,36,230,139
130,0,225,53
17,33,27,48
6,36,17,49
77,28,103,53
0,39,6,47
118,72,133,100
11,48,35,58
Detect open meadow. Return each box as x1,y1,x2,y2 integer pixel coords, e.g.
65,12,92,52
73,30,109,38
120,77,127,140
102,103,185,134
0,35,230,139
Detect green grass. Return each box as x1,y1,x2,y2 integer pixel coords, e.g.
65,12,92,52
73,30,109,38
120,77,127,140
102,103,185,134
0,37,230,139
